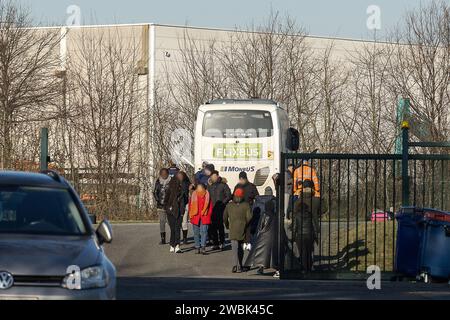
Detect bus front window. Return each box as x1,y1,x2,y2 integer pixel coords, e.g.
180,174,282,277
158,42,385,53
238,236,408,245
202,110,274,138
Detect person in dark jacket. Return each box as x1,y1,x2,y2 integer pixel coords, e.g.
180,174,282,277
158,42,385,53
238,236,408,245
234,172,259,250
195,163,215,186
244,188,277,275
177,172,191,245
208,171,232,250
293,179,321,272
224,188,253,273
153,168,171,245
164,171,189,253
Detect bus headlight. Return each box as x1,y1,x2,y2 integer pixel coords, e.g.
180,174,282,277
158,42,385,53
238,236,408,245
254,167,270,186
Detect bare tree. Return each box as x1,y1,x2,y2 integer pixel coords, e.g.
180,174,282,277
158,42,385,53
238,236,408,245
387,0,450,143
0,0,62,169
349,41,397,154
65,28,147,220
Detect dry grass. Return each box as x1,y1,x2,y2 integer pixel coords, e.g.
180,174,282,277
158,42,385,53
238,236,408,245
315,221,396,272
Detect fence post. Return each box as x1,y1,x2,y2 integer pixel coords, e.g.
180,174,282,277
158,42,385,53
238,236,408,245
401,121,409,207
278,152,286,276
40,127,49,171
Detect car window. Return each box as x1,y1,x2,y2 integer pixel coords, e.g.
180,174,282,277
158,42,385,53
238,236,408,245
0,186,87,236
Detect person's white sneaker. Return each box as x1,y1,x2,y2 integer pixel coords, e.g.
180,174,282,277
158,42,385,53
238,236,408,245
169,246,175,253
246,243,252,251
242,243,248,250
175,245,181,253
273,271,280,279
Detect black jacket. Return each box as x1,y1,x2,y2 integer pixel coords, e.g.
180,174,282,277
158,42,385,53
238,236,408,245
208,178,232,222
164,178,190,217
153,178,170,209
293,191,321,240
234,182,259,206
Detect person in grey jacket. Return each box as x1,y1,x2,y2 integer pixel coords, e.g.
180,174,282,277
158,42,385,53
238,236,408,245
208,171,232,250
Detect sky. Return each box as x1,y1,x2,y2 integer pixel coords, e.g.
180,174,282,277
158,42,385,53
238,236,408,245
19,0,429,40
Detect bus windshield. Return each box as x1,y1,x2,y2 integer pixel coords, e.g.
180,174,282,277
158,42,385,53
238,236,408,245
202,110,274,138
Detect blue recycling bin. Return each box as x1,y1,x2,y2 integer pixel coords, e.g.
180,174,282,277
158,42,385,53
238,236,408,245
419,211,450,280
395,207,426,277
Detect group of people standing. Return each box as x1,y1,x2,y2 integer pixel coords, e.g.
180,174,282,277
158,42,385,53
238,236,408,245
154,159,325,275
153,162,260,273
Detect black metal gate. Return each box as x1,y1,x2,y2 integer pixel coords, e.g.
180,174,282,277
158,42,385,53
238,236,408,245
278,126,450,279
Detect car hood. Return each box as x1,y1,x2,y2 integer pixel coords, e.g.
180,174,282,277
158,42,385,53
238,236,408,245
0,234,101,276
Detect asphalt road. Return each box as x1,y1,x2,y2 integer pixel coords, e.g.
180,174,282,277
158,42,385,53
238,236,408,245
104,223,450,300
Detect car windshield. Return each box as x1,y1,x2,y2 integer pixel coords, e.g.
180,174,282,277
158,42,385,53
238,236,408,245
203,110,274,138
0,186,87,236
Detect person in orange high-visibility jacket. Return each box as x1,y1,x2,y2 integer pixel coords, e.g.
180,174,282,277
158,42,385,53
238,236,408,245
293,161,320,197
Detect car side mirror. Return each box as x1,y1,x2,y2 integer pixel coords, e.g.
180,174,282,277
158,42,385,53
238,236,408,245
88,214,97,225
96,220,113,245
287,128,300,151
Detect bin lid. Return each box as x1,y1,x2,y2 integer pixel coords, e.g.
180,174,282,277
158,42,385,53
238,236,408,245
424,210,450,223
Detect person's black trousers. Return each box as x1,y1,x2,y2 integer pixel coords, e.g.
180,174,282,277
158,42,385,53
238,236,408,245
167,214,182,247
295,234,314,272
210,209,226,246
210,221,226,245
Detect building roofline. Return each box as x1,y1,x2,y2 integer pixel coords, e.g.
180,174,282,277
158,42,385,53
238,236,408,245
30,22,392,45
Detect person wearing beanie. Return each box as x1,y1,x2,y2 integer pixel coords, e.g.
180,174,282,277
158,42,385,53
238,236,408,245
233,171,259,250
223,188,253,273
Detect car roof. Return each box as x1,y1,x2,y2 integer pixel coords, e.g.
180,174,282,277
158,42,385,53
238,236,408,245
0,171,67,188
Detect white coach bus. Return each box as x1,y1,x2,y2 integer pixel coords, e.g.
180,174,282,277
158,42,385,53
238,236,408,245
194,99,299,194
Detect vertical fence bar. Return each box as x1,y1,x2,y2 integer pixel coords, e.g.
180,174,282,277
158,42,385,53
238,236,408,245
441,160,445,210
328,159,332,269
374,160,378,267
383,159,387,271
365,159,369,270
401,122,410,207
278,152,286,275
392,159,397,271
431,160,435,208
319,159,323,268
355,160,359,272
346,159,350,269
413,160,417,206
422,160,426,207
337,159,341,267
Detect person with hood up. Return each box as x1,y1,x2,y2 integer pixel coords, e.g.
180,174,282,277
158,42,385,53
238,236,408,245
224,188,253,273
189,183,213,255
153,168,171,245
233,171,259,251
195,163,215,186
244,187,277,275
164,171,189,253
293,179,322,272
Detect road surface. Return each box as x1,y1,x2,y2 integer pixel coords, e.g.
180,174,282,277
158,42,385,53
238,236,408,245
104,223,450,300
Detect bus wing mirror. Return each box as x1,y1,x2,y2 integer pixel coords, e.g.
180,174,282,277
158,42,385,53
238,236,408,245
287,128,300,151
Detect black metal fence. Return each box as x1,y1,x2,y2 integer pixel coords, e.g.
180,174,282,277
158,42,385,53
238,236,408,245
278,153,450,279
